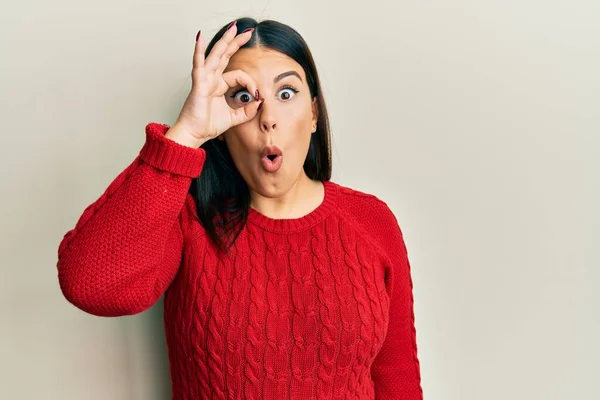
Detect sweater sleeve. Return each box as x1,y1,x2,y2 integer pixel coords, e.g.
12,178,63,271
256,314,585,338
57,122,206,317
369,201,424,400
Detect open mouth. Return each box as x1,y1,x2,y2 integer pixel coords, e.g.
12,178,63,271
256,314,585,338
260,145,283,172
261,153,283,172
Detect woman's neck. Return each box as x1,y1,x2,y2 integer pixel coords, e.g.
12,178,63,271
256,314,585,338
249,174,324,220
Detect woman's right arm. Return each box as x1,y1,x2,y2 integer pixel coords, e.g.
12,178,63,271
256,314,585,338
57,122,206,317
57,23,263,317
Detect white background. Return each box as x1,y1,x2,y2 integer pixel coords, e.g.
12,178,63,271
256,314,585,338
1,0,598,399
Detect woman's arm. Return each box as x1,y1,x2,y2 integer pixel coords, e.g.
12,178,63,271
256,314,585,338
57,123,206,317
369,201,424,400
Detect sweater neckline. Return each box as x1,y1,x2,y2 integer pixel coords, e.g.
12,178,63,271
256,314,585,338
247,180,338,233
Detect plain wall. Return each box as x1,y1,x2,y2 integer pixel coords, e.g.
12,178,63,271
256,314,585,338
1,0,598,399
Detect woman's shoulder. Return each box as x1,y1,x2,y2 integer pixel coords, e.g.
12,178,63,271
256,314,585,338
330,181,405,263
331,181,400,230
333,181,394,211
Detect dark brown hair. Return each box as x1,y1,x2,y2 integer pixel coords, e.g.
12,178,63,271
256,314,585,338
191,17,333,254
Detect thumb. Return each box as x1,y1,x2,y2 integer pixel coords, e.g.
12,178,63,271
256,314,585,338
229,98,263,127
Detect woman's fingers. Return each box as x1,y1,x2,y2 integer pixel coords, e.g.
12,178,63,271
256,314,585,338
203,23,239,71
191,24,254,97
229,96,263,127
191,32,210,96
215,29,254,76
218,69,262,125
221,69,259,100
220,69,262,126
192,30,206,70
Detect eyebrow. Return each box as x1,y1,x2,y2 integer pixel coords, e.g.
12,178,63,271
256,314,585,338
274,70,303,83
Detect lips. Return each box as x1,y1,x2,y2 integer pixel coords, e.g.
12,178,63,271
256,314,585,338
261,145,283,159
260,145,283,172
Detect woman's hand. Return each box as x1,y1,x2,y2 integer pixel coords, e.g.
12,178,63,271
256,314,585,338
166,23,262,148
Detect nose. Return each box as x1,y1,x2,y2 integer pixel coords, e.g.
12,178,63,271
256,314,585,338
259,99,277,132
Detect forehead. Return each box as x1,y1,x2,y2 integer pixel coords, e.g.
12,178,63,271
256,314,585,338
225,47,306,82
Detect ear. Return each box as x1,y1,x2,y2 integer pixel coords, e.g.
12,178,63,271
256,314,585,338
311,96,319,133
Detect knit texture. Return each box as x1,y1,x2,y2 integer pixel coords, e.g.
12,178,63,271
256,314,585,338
57,122,423,400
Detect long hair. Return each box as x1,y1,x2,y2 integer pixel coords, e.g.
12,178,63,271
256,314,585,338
190,17,333,255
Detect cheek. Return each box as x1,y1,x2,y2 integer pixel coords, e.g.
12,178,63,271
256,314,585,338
286,100,314,130
286,108,314,159
224,129,256,164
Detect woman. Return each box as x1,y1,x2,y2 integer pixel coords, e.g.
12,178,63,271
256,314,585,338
57,17,423,400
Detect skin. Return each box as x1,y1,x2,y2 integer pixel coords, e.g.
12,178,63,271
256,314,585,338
219,47,324,219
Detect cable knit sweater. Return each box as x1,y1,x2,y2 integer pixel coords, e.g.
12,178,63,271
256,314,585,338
57,122,423,400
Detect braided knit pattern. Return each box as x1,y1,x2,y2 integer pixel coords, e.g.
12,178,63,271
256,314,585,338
57,123,424,400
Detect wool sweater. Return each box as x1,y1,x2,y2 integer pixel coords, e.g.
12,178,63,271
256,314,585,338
57,122,423,400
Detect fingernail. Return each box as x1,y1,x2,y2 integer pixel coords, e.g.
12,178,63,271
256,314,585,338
242,28,254,34
227,20,237,30
254,89,259,100
195,30,201,42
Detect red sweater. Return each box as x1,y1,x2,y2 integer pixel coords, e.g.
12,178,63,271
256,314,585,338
57,122,423,400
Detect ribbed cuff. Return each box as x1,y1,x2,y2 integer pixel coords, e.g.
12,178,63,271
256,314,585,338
139,122,207,178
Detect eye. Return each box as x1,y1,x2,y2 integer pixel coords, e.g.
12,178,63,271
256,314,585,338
230,89,255,104
277,85,299,101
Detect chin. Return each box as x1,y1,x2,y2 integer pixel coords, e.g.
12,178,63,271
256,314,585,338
251,179,285,196
248,171,295,197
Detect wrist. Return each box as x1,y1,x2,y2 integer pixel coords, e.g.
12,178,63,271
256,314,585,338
165,123,207,148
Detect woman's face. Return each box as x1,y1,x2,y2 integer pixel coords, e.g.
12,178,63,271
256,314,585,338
220,47,318,198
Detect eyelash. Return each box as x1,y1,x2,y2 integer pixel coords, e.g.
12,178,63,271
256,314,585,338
279,85,300,96
230,85,299,101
